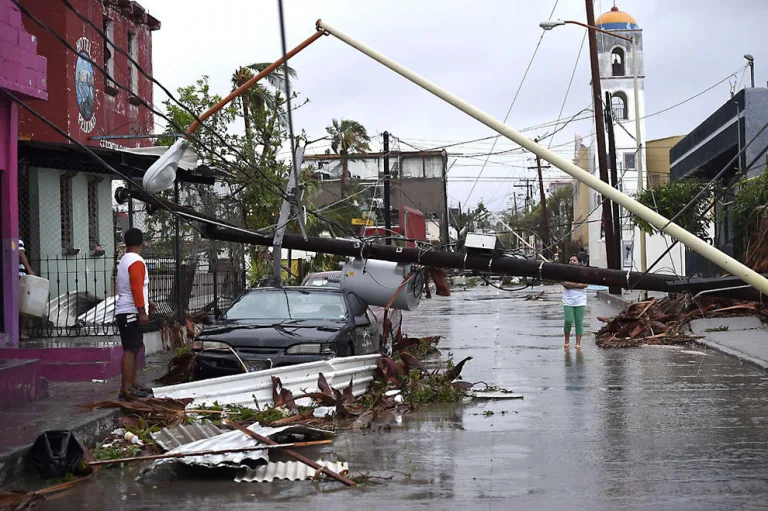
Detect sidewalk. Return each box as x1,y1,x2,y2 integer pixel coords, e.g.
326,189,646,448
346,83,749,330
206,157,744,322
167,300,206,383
690,317,768,372
0,349,174,488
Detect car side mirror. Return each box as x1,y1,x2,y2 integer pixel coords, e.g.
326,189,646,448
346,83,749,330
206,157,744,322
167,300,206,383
203,314,218,326
354,316,370,327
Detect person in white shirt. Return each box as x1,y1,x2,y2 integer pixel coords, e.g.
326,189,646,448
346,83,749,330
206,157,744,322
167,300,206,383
18,239,34,339
115,228,156,400
562,254,588,350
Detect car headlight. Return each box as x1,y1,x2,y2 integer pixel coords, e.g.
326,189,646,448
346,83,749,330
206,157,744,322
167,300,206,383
286,343,336,355
193,340,232,351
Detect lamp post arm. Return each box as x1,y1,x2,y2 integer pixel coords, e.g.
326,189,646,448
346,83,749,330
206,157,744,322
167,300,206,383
563,20,632,42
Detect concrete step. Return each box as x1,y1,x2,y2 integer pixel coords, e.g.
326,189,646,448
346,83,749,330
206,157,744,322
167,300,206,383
0,347,145,382
0,359,48,408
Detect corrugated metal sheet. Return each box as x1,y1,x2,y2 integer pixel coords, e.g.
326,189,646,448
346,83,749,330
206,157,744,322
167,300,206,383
78,295,117,326
154,354,380,409
146,422,333,472
45,291,94,327
235,460,349,483
151,421,223,451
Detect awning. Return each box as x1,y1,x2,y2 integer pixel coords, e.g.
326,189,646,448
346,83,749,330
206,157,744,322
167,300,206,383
17,140,212,184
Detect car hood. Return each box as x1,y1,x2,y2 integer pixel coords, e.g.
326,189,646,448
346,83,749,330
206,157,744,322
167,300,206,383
198,320,346,348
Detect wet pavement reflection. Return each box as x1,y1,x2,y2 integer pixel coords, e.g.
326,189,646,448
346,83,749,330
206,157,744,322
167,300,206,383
45,287,768,510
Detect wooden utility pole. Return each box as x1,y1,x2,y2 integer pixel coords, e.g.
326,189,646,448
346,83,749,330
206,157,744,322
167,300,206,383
530,138,551,256
604,92,623,294
585,0,619,285
383,131,392,244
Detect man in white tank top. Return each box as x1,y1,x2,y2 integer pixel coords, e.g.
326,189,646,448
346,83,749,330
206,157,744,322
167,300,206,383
115,228,156,400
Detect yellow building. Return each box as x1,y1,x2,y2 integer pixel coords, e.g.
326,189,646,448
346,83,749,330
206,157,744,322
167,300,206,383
646,136,685,187
571,142,592,247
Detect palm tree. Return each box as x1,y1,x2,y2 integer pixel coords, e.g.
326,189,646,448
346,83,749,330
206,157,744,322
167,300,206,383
326,118,371,197
231,63,297,146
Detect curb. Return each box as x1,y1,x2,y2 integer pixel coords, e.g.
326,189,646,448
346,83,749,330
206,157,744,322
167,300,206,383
595,290,636,310
696,338,768,373
0,407,119,489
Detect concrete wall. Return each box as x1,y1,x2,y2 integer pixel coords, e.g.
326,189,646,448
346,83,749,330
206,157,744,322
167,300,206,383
27,166,116,300
744,88,768,178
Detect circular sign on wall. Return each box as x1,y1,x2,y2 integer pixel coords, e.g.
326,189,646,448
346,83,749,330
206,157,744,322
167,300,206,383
75,37,96,133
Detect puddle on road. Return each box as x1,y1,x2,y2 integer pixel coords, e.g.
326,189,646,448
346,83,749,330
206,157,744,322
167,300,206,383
41,288,768,510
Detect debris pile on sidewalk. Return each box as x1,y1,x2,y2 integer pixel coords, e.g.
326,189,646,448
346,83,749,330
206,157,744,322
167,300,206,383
596,294,767,348
71,334,521,490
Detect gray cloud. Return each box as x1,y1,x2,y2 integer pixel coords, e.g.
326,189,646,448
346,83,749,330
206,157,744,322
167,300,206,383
140,0,768,208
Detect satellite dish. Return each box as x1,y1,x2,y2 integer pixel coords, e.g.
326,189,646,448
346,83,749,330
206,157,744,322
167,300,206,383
142,139,190,193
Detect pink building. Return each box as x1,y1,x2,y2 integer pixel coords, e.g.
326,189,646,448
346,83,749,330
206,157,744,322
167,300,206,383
0,0,47,347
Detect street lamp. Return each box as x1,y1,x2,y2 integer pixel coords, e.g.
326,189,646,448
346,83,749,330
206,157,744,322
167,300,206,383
541,16,647,287
744,54,755,88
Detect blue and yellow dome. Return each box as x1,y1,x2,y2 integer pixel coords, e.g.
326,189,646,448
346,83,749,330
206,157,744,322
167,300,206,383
596,6,639,30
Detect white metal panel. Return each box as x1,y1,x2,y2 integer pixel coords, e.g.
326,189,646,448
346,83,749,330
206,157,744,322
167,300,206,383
145,423,333,472
153,354,380,409
78,295,117,325
235,460,349,483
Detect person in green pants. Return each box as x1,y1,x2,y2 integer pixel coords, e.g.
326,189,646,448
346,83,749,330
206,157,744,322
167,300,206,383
562,254,588,349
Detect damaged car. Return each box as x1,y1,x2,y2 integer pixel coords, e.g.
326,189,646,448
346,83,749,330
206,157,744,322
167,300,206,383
192,287,384,379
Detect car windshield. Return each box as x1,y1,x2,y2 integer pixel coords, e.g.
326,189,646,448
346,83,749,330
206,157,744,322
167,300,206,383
223,290,348,321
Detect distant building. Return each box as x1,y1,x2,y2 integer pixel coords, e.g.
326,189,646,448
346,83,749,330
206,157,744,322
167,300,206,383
646,135,684,187
670,88,768,275
571,136,592,247
304,150,449,244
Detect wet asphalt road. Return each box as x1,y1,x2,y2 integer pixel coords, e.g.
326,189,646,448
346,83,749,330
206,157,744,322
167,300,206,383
44,287,768,510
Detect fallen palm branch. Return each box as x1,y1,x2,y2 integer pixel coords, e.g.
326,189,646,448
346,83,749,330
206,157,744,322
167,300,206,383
83,397,194,427
596,293,766,348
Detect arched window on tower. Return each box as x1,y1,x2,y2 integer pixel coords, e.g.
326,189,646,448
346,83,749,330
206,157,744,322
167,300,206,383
611,92,628,120
611,47,625,76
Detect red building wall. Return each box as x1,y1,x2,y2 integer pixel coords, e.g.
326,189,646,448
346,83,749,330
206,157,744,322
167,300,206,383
17,0,158,149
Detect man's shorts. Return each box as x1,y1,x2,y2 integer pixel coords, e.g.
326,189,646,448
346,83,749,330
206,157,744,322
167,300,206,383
116,313,144,353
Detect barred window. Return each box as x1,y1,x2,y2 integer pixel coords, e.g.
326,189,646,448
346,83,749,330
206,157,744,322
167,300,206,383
611,92,628,120
60,173,74,250
88,179,99,249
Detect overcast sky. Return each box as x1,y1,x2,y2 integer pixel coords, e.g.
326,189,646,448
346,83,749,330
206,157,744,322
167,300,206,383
139,0,768,210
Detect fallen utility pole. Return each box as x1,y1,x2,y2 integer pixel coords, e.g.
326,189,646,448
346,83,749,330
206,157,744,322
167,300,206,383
201,223,678,292
122,188,765,299
314,19,768,298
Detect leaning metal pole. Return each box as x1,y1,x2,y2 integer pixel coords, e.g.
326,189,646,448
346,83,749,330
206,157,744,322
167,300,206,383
314,20,768,297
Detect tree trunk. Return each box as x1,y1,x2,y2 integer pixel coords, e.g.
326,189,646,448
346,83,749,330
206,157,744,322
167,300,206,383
341,154,349,198
242,95,252,150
